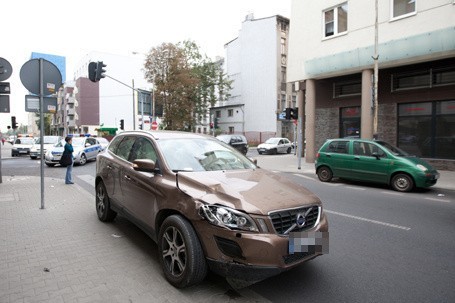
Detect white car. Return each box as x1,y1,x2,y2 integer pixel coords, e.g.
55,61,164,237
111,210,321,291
30,136,63,159
44,136,102,166
11,137,35,157
257,137,293,155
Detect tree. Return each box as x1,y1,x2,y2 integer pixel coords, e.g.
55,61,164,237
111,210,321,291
35,113,52,134
143,40,231,131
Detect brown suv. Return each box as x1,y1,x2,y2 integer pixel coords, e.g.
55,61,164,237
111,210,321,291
95,131,328,288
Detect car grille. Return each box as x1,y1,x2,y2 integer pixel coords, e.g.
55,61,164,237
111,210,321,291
283,251,314,265
269,206,319,235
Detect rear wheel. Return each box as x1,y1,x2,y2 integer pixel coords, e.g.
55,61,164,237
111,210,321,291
391,173,414,192
286,147,291,154
317,166,333,182
96,181,117,222
158,215,207,288
45,163,55,167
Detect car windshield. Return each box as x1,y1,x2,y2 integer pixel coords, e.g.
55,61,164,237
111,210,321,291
15,138,35,145
157,138,256,172
265,138,280,144
376,141,409,156
35,137,60,144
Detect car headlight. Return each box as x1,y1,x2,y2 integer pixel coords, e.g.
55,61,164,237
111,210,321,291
199,204,258,232
416,164,427,172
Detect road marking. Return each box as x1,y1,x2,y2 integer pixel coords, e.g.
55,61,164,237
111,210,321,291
345,186,366,191
323,183,342,187
380,191,404,196
424,197,451,203
77,174,95,187
325,209,411,231
293,174,315,181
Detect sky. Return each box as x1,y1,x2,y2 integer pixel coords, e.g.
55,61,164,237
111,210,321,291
0,0,291,132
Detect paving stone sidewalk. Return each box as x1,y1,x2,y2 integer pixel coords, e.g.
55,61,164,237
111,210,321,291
0,176,268,303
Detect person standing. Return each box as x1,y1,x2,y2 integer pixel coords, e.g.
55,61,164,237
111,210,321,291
64,136,74,184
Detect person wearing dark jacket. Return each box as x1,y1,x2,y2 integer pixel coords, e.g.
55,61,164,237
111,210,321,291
64,136,74,184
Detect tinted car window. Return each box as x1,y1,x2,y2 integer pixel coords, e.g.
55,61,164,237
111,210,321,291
108,136,122,153
128,137,157,162
327,140,349,154
115,136,136,161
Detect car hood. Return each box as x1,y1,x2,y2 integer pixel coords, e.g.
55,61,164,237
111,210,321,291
176,169,321,215
257,143,276,149
13,144,34,148
402,156,438,172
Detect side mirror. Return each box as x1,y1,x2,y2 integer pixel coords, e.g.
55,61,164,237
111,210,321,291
133,159,157,173
248,157,258,165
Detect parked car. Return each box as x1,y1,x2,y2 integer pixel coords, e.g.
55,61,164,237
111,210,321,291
315,138,439,192
216,134,249,154
96,137,110,151
11,137,35,156
44,136,102,166
30,136,63,159
257,137,293,154
95,130,328,288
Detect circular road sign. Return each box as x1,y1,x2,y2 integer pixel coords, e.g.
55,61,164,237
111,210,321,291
151,121,158,130
0,57,13,81
20,59,62,96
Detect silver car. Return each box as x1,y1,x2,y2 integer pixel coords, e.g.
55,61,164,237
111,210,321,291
257,137,293,155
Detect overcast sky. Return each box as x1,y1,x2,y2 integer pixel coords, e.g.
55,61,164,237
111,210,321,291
0,0,291,130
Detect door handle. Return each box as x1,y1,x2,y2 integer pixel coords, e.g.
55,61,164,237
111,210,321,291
124,175,131,181
354,156,360,160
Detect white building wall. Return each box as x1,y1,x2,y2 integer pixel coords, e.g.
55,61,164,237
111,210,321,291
74,52,150,130
288,0,455,82
225,16,279,133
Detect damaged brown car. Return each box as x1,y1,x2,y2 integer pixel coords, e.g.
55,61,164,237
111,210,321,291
95,131,329,288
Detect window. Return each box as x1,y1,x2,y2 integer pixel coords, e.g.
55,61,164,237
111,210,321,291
323,3,348,38
281,38,286,55
327,140,349,154
115,136,136,161
334,80,361,98
392,0,416,19
129,137,157,162
216,110,221,118
392,66,455,91
228,127,234,134
228,109,233,117
340,107,360,138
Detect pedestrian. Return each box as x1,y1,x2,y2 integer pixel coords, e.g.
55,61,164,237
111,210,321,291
63,136,74,184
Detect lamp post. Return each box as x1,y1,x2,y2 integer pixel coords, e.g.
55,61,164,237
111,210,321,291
373,0,379,139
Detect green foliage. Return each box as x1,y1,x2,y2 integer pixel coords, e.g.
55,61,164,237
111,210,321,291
34,113,52,135
143,40,232,131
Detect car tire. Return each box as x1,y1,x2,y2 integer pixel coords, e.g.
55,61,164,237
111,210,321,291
272,148,278,155
45,163,55,167
158,215,207,288
96,181,117,222
391,173,414,192
258,151,262,155
78,154,87,166
287,147,291,154
317,166,333,182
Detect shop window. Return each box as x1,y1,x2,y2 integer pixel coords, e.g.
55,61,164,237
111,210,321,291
340,107,360,138
398,101,455,159
392,0,416,19
323,3,348,38
433,66,455,87
392,66,455,91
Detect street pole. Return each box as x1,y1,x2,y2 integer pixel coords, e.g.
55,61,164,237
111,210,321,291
39,59,45,209
140,92,144,129
151,87,155,123
132,79,136,130
373,0,379,139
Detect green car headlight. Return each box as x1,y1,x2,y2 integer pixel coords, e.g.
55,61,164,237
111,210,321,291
199,204,258,232
416,164,427,172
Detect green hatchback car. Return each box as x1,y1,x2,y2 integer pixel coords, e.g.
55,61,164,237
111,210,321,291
315,139,439,192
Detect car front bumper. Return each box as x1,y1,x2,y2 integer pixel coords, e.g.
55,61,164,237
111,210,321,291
414,171,439,188
194,212,329,282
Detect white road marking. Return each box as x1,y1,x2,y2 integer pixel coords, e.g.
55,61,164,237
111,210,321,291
293,174,315,181
380,191,404,196
424,197,451,203
345,186,366,191
77,174,95,187
323,183,342,187
325,209,411,231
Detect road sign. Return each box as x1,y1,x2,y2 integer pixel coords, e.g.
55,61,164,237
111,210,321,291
25,95,57,113
0,95,10,112
151,121,158,130
0,58,13,81
20,59,62,96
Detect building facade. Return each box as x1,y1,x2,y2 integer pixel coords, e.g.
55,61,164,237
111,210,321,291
213,14,297,145
287,0,455,169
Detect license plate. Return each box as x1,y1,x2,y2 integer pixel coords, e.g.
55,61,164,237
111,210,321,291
19,150,27,153
52,152,62,156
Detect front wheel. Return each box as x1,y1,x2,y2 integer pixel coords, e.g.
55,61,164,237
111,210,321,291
78,154,87,166
96,181,117,222
391,173,414,192
286,147,291,154
317,166,333,182
158,215,207,288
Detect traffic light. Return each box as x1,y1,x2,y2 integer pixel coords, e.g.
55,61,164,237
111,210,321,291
11,116,17,129
95,61,106,81
88,62,97,82
120,119,124,130
285,108,298,120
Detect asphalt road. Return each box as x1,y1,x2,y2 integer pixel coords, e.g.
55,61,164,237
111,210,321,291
1,154,454,302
